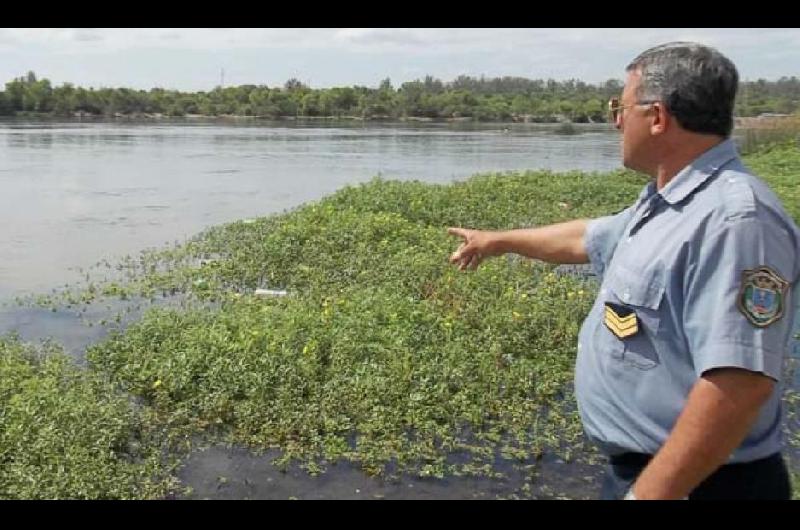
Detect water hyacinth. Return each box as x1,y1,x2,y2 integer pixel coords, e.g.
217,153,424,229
4,140,799,498
0,334,182,499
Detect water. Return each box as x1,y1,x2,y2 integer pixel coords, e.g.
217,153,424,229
0,119,623,302
0,119,623,498
174,444,602,500
2,119,795,499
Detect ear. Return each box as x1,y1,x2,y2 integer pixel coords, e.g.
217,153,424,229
649,102,667,135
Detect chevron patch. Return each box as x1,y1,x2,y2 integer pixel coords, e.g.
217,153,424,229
604,302,639,339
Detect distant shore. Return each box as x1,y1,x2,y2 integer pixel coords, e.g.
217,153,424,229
4,112,795,128
2,111,600,125
735,114,798,129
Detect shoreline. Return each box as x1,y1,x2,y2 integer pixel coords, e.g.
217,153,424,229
2,112,594,125
3,113,794,129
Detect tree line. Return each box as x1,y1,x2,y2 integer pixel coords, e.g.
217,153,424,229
0,71,797,122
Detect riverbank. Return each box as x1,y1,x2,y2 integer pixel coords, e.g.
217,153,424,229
6,112,796,134
5,111,581,124
9,110,797,126
2,140,798,499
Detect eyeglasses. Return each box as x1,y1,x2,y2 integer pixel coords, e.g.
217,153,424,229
608,97,659,122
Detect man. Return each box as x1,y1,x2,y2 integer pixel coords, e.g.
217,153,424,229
448,42,800,500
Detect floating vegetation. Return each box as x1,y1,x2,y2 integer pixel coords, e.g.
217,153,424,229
4,141,798,498
0,334,183,499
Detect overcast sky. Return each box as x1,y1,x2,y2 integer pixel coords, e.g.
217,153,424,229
0,28,798,91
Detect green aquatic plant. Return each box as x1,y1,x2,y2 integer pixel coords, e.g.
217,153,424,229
0,334,182,499
7,140,798,497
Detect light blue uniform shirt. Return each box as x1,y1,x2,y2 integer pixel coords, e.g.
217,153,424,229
575,139,800,462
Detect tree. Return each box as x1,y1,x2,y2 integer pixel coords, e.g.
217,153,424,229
510,94,531,116
582,98,605,123
0,91,10,115
284,78,308,92
23,77,53,112
300,91,321,117
52,83,77,116
5,78,25,110
378,77,393,93
603,79,624,97
398,81,425,117
1,72,797,122
248,87,272,116
422,75,444,94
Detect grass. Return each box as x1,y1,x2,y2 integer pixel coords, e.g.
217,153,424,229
742,140,800,223
3,138,798,498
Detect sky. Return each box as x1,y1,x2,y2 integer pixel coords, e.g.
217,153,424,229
0,28,798,91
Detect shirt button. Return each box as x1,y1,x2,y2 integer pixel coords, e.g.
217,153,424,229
623,292,631,301
627,237,633,243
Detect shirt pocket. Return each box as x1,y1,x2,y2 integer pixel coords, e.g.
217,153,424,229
593,263,666,370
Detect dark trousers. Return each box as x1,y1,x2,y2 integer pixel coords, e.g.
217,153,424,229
600,452,792,500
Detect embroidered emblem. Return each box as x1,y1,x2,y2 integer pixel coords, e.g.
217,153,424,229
604,302,639,339
738,266,789,327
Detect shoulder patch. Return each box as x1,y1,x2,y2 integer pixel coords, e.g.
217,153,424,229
737,266,790,327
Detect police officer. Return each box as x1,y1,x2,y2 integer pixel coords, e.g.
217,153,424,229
448,42,800,500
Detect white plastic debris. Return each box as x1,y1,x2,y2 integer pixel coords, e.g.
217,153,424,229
254,288,288,297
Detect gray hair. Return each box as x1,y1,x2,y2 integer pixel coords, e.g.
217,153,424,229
626,42,739,137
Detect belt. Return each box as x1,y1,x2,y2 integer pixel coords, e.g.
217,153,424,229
610,451,782,468
610,452,653,467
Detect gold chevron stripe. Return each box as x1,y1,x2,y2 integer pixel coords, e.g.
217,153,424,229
605,320,639,338
604,309,637,326
604,310,637,328
604,309,639,337
605,318,638,334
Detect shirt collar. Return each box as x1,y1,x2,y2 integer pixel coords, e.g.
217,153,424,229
637,180,657,206
658,138,739,205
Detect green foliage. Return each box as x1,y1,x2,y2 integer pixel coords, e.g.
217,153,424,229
2,72,796,121
735,77,800,117
742,140,800,223
7,141,798,496
28,167,645,483
0,334,181,499
0,72,636,122
89,267,595,475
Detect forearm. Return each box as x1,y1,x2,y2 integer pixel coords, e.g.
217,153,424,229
491,219,590,264
631,369,773,499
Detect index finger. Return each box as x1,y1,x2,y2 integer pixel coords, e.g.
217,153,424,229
447,227,468,239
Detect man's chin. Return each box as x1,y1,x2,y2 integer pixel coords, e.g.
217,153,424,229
622,158,645,174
